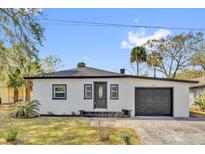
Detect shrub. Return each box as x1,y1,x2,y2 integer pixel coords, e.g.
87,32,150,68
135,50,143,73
47,111,55,115
121,134,131,145
14,100,40,118
96,114,118,142
98,120,110,142
194,92,205,111
71,111,76,116
97,114,113,142
1,104,19,143
3,127,18,142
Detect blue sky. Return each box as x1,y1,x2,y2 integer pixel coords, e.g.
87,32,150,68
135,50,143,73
40,9,205,74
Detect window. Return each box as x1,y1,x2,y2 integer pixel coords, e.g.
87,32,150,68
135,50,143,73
52,84,67,99
110,84,118,99
84,84,92,99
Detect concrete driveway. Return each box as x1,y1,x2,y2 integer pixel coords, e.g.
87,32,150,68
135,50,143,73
91,118,205,144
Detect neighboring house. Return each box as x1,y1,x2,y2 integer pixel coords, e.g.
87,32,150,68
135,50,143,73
24,66,198,118
0,81,26,104
189,76,205,109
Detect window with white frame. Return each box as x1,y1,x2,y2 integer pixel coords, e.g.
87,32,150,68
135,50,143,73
84,84,92,99
52,84,67,99
110,84,118,99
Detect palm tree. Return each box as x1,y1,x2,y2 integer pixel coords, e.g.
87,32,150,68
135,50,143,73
1,43,43,102
23,59,44,101
6,67,24,103
130,46,147,76
147,51,163,78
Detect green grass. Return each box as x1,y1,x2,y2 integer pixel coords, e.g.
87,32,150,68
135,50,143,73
0,108,140,145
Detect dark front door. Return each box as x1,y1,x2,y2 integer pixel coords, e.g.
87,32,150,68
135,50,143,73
94,82,107,109
135,88,172,116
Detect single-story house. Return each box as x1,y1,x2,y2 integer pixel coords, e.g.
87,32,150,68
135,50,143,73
24,66,198,118
189,76,205,109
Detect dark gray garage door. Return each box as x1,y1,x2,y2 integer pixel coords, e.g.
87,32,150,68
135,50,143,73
135,88,172,116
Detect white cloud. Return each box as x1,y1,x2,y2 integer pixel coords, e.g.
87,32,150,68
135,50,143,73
120,28,172,49
121,41,129,49
133,18,139,23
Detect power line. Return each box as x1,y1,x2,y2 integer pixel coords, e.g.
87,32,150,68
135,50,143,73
42,18,205,31
42,22,118,27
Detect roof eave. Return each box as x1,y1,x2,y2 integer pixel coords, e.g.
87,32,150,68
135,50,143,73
23,75,126,79
24,75,199,83
190,84,205,88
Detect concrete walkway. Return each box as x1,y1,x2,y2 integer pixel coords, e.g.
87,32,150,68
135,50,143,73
90,118,205,144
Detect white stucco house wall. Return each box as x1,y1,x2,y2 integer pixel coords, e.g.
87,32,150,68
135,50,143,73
24,66,198,118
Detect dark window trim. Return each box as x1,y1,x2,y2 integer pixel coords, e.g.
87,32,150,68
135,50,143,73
84,84,92,99
52,84,67,100
110,84,119,100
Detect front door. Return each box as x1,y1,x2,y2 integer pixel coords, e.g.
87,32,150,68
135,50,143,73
94,82,107,109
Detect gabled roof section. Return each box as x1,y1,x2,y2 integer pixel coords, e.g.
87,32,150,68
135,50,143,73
24,66,198,83
190,76,205,88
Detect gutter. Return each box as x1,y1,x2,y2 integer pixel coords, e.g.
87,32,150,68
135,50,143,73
24,75,199,84
190,84,205,88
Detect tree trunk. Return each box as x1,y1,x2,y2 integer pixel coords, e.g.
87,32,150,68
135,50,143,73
136,60,139,76
8,87,10,103
25,83,31,101
154,66,156,78
14,89,18,103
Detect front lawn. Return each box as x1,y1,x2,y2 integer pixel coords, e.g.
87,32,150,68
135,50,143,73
0,116,140,145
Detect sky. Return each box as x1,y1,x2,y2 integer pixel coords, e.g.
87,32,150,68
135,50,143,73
39,9,205,75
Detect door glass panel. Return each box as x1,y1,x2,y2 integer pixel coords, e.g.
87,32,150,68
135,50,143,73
111,92,117,98
98,86,103,98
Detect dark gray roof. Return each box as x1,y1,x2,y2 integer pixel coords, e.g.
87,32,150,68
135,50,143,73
24,66,198,83
26,66,125,78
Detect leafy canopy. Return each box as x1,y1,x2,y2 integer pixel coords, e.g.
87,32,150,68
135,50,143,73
0,8,44,81
175,69,204,80
6,67,24,90
191,50,205,72
77,62,86,68
41,55,64,73
130,46,147,63
147,51,163,68
145,32,203,79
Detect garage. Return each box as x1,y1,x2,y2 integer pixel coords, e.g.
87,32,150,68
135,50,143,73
135,88,173,116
